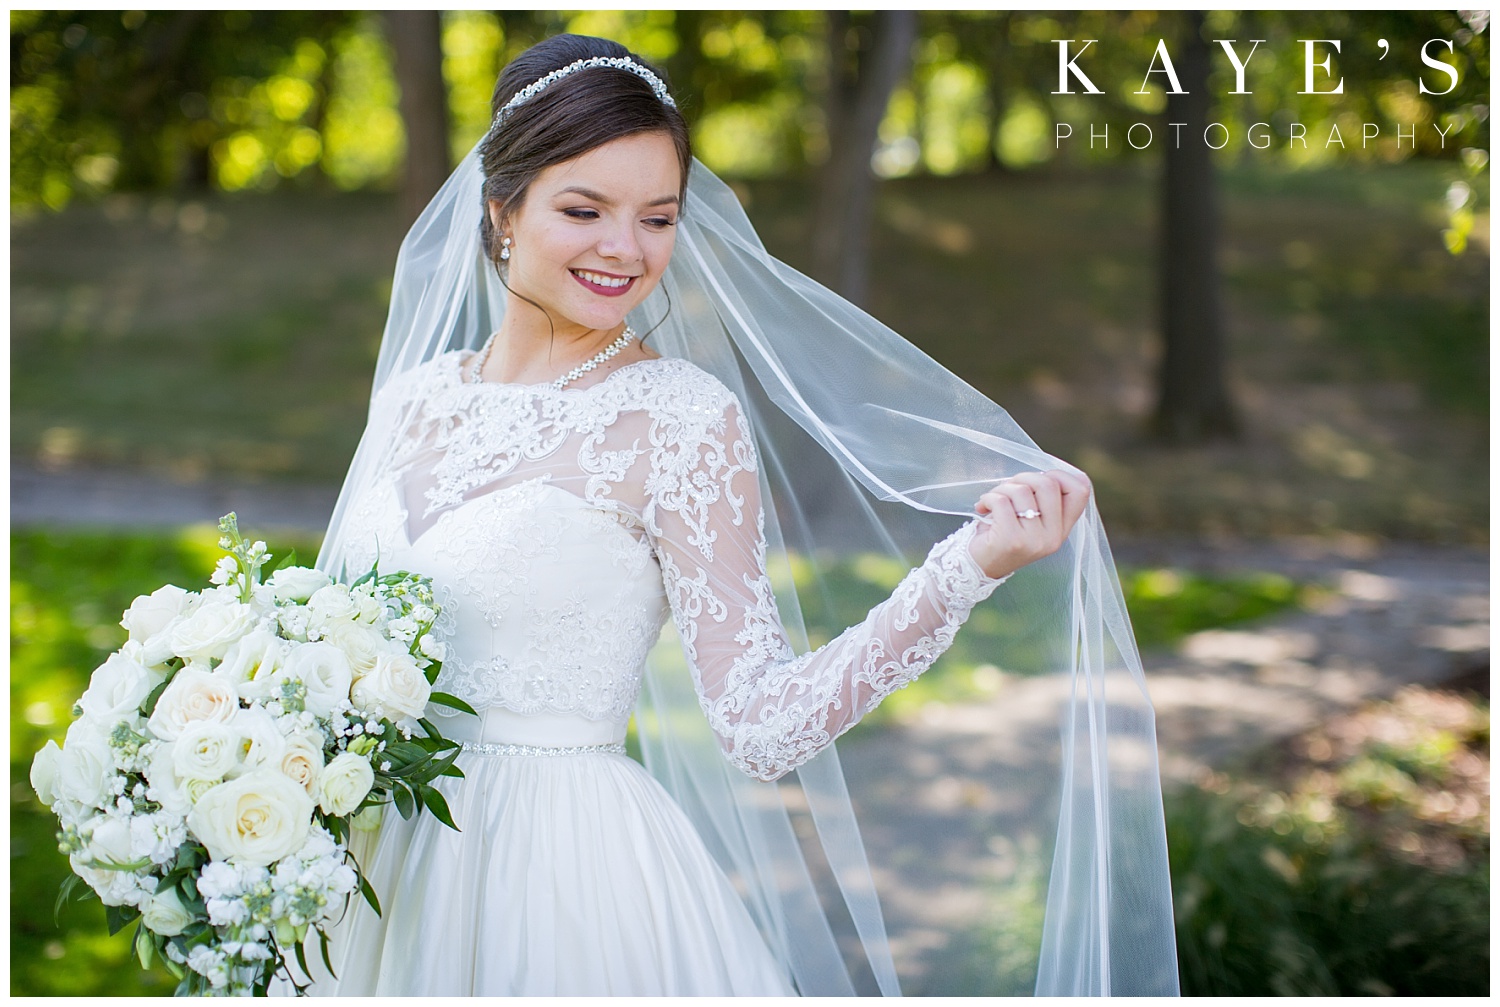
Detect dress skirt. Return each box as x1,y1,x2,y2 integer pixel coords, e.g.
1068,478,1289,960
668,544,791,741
303,744,795,996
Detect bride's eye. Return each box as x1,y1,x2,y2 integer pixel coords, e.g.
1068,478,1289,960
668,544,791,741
645,217,677,229
562,208,599,220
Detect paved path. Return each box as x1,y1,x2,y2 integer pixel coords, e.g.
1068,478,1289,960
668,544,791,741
12,464,1490,993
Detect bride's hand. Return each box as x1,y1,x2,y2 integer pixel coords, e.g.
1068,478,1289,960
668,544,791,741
968,469,1093,580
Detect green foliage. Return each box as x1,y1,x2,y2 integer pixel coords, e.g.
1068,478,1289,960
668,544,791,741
1169,689,1489,995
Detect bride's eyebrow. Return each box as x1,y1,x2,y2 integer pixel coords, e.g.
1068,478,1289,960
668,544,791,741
555,185,678,208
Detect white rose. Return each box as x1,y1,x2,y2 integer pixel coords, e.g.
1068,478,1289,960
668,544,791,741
278,731,324,797
188,771,313,867
317,752,374,817
121,585,199,642
30,740,63,806
306,585,358,627
172,721,241,782
141,885,195,937
147,668,239,741
84,815,136,867
229,706,286,772
58,719,116,808
351,588,383,624
216,630,287,701
322,622,392,679
418,633,446,663
280,642,353,717
350,651,431,722
167,599,256,663
265,567,332,605
78,651,155,724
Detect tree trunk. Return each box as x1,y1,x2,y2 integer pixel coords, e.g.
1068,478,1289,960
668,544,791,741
813,10,916,305
384,11,451,226
1150,10,1238,442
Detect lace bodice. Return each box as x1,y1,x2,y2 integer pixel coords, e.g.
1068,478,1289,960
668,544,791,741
343,351,1008,780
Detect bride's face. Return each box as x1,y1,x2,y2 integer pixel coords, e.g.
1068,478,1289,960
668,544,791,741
491,131,682,335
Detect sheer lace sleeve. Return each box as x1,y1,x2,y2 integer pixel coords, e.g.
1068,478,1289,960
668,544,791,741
644,384,1010,782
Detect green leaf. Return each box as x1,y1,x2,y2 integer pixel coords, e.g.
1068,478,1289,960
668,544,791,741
135,922,154,970
105,902,140,936
319,926,338,980
294,936,311,983
358,873,382,917
419,785,460,832
272,548,300,572
427,691,478,716
141,676,172,718
392,782,416,819
54,872,84,926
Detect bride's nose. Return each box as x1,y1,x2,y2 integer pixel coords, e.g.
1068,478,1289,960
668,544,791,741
595,219,643,264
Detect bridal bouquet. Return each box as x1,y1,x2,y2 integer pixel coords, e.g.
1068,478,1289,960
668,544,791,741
28,514,474,996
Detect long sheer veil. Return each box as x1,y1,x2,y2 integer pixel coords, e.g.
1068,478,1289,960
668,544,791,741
317,140,1180,996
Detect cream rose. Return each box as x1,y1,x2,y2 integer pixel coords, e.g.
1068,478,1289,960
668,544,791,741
265,566,332,605
280,642,354,717
30,739,62,807
317,752,375,817
141,885,195,936
278,732,325,797
188,771,313,867
84,815,135,867
167,599,256,663
322,621,391,679
78,651,155,724
350,651,431,722
58,720,116,808
145,741,191,817
146,668,239,742
172,721,241,782
306,584,358,627
121,585,198,642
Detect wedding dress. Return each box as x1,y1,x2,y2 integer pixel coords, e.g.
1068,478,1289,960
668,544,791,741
298,348,1008,995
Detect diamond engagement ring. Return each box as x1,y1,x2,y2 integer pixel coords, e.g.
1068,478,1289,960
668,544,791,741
1017,508,1042,520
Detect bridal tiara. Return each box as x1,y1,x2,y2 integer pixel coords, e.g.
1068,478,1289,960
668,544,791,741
494,55,677,125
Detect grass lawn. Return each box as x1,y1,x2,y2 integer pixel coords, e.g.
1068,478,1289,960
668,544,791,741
10,160,1488,541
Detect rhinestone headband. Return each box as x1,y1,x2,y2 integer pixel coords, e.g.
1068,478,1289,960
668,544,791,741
495,55,677,125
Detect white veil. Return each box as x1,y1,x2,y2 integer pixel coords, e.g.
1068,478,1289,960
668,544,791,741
317,138,1179,996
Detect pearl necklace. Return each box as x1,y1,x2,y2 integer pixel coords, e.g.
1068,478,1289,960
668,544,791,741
468,326,637,390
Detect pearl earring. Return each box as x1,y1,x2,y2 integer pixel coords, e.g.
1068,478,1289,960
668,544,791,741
500,236,512,261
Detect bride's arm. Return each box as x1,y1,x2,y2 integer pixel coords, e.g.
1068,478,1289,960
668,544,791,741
645,396,1016,782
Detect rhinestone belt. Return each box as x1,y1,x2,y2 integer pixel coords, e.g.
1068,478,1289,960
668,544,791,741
459,740,627,758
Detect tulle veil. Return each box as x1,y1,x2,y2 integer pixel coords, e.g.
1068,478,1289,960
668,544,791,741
315,137,1180,995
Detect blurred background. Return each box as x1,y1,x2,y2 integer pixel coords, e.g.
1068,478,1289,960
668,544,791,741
10,10,1489,996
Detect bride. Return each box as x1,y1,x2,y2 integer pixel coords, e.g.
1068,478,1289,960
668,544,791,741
291,32,1177,997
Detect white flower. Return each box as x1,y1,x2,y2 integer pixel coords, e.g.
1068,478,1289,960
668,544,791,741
194,860,245,900
317,752,374,817
145,741,191,817
30,739,62,806
278,731,324,797
386,616,418,643
351,586,383,624
209,556,238,587
146,668,239,741
229,706,286,772
58,719,117,808
168,598,256,663
279,642,353,718
322,621,392,679
121,585,198,643
69,851,145,907
351,804,384,832
350,651,431,722
418,634,446,662
78,651,156,724
216,629,287,700
266,566,332,605
188,770,313,868
306,584,358,626
130,811,187,865
141,885,195,936
83,814,136,868
278,605,312,642
172,721,241,782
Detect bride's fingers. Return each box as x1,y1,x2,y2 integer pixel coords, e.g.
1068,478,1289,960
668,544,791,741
1008,472,1062,524
1050,469,1092,527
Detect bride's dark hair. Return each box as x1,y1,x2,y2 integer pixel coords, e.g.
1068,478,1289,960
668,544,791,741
478,34,691,271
